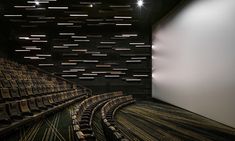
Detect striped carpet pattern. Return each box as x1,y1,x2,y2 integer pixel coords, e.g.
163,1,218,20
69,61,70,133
92,108,107,141
3,107,75,141
115,101,235,141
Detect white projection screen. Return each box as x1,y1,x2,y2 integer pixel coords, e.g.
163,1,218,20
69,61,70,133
152,0,235,128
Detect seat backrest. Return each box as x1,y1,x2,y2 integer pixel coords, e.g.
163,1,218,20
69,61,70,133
19,100,31,113
9,88,20,99
0,88,12,100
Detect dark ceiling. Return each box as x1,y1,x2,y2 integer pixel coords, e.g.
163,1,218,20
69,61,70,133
0,0,182,97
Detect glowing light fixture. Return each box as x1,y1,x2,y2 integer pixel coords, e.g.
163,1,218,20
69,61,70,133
137,0,143,7
35,1,40,5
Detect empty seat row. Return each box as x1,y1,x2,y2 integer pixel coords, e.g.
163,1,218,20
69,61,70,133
101,95,135,141
72,91,124,141
0,89,86,126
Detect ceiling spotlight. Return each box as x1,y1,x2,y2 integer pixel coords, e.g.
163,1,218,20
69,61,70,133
137,0,143,7
35,1,40,5
90,4,93,7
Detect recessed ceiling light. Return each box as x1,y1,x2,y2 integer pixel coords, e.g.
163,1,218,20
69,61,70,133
137,0,143,7
90,4,93,7
35,1,40,5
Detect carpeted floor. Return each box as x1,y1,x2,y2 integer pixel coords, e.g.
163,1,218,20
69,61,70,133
3,106,75,141
115,101,235,141
92,107,107,141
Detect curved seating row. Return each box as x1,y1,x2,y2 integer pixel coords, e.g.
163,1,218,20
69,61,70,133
101,95,135,141
72,91,123,141
0,89,87,136
0,58,88,136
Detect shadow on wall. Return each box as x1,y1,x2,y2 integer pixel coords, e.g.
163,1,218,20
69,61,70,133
152,0,235,128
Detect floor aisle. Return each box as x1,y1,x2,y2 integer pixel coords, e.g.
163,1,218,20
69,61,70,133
116,101,235,141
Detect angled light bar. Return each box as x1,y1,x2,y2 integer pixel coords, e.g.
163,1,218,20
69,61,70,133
48,7,68,10
100,42,116,44
70,14,88,17
57,23,74,26
31,35,46,37
4,14,23,17
71,36,87,38
61,63,77,66
62,75,77,78
129,42,145,45
126,60,142,63
114,16,132,19
14,6,35,8
39,64,54,66
36,54,51,57
79,77,94,80
116,24,132,26
59,33,75,35
15,49,30,52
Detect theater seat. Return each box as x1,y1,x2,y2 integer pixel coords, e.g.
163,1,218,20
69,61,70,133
26,87,34,97
0,104,11,124
35,97,47,110
1,88,12,100
42,96,53,107
27,98,40,112
8,102,22,119
19,100,32,116
19,88,28,97
1,79,11,88
9,88,20,99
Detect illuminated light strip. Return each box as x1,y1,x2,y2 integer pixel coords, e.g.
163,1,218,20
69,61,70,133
129,42,145,45
32,40,48,43
113,68,128,71
71,36,87,38
83,60,99,63
53,46,69,49
59,33,75,35
61,63,77,65
110,71,125,75
36,54,51,57
114,48,130,51
74,39,90,42
57,23,74,25
69,14,88,17
105,75,120,78
27,1,49,4
82,73,98,76
24,47,41,50
126,60,142,63
92,71,107,74
24,56,45,59
61,75,77,77
125,79,141,82
92,54,107,57
116,24,132,26
100,42,116,44
68,60,82,62
4,14,23,17
38,16,55,19
48,7,68,9
133,75,149,77
79,77,94,80
96,65,111,68
14,6,35,8
122,34,138,37
131,57,147,60
70,69,85,72
38,64,54,66
114,16,132,19
136,45,151,48
63,44,79,46
19,37,29,40
26,8,46,10
31,35,46,37
72,49,87,52
15,50,30,52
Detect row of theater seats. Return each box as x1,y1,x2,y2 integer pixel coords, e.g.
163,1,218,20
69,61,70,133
101,95,135,141
72,91,124,141
0,58,88,136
